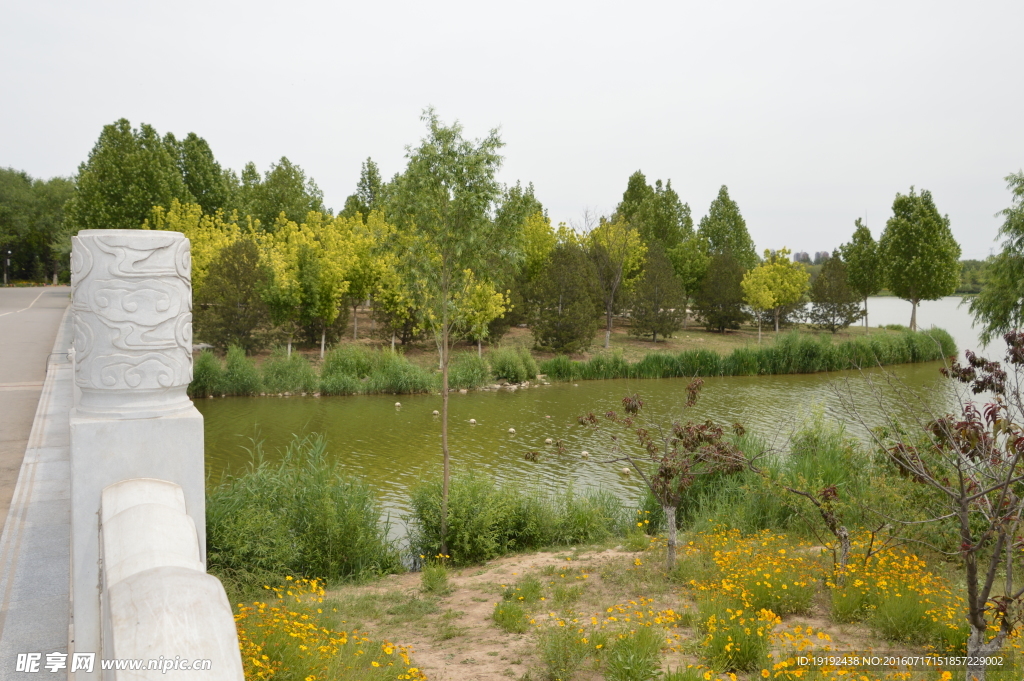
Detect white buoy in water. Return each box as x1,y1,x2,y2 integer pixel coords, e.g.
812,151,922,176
581,451,589,459
545,438,553,445
508,428,516,435
395,402,401,408
432,410,439,416
469,419,477,425
620,467,631,476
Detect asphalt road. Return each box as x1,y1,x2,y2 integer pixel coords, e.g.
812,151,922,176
0,286,71,530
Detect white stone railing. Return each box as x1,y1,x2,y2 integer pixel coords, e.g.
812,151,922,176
69,230,242,679
99,479,242,680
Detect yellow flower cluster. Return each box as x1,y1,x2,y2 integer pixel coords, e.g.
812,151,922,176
682,529,820,615
234,577,426,681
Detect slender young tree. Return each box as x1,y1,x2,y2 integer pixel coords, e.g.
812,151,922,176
390,109,517,554
588,216,646,348
840,218,883,328
576,384,747,570
740,248,809,335
878,188,961,331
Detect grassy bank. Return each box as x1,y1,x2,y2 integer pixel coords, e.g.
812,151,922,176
540,327,956,381
190,345,539,398
190,327,955,397
219,411,1014,680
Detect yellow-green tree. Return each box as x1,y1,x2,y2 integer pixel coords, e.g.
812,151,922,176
741,248,809,336
344,211,389,340
454,270,510,356
522,211,556,281
588,216,646,348
256,212,358,357
740,266,776,343
143,199,246,300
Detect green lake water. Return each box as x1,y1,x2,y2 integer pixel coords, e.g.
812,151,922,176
198,296,985,523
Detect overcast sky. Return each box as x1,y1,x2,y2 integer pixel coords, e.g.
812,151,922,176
2,1,1021,259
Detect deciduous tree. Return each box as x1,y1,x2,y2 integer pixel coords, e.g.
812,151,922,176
65,119,191,232
588,216,646,348
236,157,326,231
741,248,809,335
878,188,961,331
577,386,747,570
389,109,516,554
341,158,384,218
840,219,883,327
666,236,709,329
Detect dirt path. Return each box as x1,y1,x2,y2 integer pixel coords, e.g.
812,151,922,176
323,540,924,681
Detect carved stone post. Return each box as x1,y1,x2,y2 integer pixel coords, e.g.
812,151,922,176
69,230,205,671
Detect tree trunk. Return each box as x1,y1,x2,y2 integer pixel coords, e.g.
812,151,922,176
52,259,59,285
682,297,688,329
835,526,851,586
663,504,677,571
758,315,762,344
391,332,396,352
353,303,359,339
863,296,869,328
477,338,482,358
966,625,1007,681
910,299,918,332
605,305,613,349
774,307,780,334
440,328,450,557
320,328,326,359
287,338,292,357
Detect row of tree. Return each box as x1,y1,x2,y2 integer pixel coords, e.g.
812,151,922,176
5,116,1020,354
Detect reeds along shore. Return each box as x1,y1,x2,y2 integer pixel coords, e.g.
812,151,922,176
189,328,956,398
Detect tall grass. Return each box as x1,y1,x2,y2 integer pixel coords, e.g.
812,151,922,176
222,345,262,395
189,350,223,398
206,434,401,597
540,328,956,381
321,345,436,395
489,346,538,383
448,351,491,390
408,475,628,565
261,347,318,394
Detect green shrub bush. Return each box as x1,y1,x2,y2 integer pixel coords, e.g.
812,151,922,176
206,434,401,597
319,346,436,395
447,351,491,390
189,350,223,398
489,346,537,383
408,476,627,565
261,347,318,394
222,345,262,395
